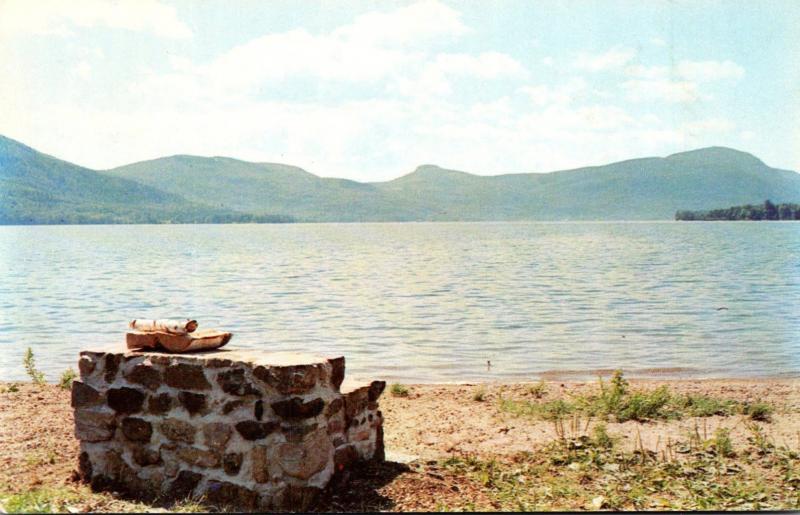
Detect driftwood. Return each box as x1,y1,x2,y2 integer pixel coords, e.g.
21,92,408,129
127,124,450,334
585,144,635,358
128,319,198,335
126,329,233,353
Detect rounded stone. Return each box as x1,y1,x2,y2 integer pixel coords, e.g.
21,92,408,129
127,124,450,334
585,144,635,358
222,452,243,476
277,428,332,480
159,418,196,443
132,447,162,466
178,391,207,415
253,364,319,395
164,364,211,390
71,381,101,408
235,421,279,441
202,422,232,450
169,470,202,499
124,365,162,391
104,354,123,383
216,368,262,396
74,410,116,442
107,387,145,413
270,397,324,420
121,417,153,442
147,393,173,414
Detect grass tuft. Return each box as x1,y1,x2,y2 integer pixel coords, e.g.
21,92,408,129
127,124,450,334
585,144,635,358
58,368,76,390
390,383,410,397
499,371,775,423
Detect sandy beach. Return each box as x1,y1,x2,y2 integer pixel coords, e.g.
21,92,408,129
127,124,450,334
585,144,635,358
1,377,798,511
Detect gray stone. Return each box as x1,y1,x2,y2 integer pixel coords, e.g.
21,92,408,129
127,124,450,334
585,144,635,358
216,368,262,396
176,446,221,468
277,428,332,480
74,410,116,442
253,364,319,395
159,418,196,443
71,381,101,408
202,422,232,450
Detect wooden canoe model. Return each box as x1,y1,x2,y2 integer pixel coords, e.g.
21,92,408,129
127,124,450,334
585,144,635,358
126,329,233,353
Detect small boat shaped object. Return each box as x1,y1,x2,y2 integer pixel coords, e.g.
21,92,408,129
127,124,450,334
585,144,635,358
126,329,233,353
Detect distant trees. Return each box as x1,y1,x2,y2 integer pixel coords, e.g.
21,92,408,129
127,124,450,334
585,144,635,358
676,200,800,221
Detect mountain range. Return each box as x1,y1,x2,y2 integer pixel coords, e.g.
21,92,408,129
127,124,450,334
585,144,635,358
2,134,799,224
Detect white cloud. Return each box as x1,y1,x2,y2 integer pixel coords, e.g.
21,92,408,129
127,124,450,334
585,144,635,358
0,0,192,39
132,2,524,103
622,79,703,103
0,0,762,180
573,46,637,71
626,60,744,83
519,78,587,106
332,0,468,46
675,60,744,82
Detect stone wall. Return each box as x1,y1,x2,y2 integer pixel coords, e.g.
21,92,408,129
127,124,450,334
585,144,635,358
71,349,385,510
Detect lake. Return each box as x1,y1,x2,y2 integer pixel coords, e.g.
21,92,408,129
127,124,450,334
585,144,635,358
1,222,798,383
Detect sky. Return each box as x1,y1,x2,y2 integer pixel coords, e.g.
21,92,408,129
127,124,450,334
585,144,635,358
1,0,798,181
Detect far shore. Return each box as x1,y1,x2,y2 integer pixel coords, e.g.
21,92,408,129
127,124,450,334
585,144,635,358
1,377,798,511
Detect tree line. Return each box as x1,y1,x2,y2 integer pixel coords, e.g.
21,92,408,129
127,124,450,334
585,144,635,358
676,200,800,221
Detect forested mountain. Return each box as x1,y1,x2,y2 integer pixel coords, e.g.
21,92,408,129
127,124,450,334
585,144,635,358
2,134,799,224
0,136,292,224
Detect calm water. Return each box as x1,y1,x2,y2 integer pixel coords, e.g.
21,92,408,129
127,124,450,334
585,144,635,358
1,222,798,383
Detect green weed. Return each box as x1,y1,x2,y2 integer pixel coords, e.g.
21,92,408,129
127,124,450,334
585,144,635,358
390,383,409,397
23,347,45,385
58,368,76,390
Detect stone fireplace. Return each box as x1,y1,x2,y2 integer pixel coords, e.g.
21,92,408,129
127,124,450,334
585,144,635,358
71,348,385,510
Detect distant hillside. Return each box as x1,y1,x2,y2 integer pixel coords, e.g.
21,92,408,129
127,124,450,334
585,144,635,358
107,156,436,222
373,149,800,220
2,134,799,223
0,136,293,224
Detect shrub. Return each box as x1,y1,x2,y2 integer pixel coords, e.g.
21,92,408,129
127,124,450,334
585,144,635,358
617,386,673,422
390,383,409,397
59,368,76,390
743,402,772,422
712,428,734,457
678,395,738,417
592,423,613,449
529,380,548,399
23,347,45,385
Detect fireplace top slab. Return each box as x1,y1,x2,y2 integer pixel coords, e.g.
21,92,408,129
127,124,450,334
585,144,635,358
79,346,342,369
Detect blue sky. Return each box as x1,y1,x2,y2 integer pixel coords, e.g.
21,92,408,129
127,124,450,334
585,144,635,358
1,0,798,181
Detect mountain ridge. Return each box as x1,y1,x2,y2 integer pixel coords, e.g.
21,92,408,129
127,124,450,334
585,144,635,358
1,134,799,224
